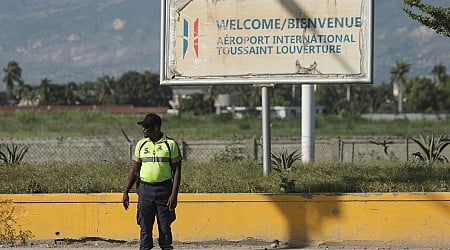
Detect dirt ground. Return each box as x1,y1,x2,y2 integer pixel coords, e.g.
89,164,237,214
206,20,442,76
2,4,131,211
3,238,442,249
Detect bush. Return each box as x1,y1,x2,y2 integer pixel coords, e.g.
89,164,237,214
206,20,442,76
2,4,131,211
212,139,246,163
409,132,450,164
0,161,448,194
0,144,28,166
0,162,129,194
0,200,33,246
271,149,301,171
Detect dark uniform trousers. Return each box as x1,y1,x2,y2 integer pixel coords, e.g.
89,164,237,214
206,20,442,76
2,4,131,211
137,179,174,250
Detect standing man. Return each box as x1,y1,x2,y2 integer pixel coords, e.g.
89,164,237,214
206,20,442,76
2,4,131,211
123,113,182,250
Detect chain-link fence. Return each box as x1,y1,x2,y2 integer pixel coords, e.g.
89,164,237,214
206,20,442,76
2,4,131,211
1,137,449,164
0,138,131,164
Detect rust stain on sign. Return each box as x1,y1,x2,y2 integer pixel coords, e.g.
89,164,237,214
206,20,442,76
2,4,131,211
162,0,373,84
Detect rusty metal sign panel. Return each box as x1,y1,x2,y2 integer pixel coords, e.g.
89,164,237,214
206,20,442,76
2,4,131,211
160,0,373,85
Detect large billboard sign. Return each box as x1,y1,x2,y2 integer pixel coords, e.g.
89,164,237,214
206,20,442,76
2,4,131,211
160,0,373,85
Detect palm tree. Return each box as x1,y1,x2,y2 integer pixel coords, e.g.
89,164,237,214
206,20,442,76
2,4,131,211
16,84,36,106
203,86,217,114
390,60,411,113
249,87,261,108
431,62,447,85
65,82,78,105
39,78,51,105
2,61,24,103
97,75,114,105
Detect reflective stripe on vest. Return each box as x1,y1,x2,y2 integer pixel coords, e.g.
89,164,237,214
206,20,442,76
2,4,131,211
141,157,171,163
136,135,174,183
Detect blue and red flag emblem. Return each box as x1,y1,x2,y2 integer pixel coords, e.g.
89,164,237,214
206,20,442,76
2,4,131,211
182,18,199,58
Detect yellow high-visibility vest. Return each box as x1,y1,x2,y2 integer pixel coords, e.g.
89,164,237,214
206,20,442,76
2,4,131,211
133,134,182,183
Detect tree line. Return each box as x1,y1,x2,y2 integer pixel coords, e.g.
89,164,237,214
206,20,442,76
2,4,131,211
1,0,449,115
1,59,449,116
315,60,450,115
1,62,171,107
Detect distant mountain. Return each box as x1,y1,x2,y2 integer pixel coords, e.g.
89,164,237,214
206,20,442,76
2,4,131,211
0,0,161,87
373,0,449,83
0,0,449,89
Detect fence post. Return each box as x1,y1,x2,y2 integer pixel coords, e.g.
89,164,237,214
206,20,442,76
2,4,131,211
352,142,355,162
120,129,133,162
339,139,343,163
128,141,133,162
406,137,409,162
181,139,187,161
253,137,258,161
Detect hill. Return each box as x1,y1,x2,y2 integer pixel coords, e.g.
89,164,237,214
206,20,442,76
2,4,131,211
0,0,448,87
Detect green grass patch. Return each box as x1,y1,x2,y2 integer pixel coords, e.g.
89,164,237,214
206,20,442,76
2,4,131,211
1,111,450,139
1,161,448,194
0,162,129,194
1,111,449,194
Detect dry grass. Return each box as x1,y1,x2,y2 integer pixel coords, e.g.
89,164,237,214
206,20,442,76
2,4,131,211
0,160,448,194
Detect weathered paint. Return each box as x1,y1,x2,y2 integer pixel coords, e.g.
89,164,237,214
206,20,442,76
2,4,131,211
161,0,373,85
1,193,449,247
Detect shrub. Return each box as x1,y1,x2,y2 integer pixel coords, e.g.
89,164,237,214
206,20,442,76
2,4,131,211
0,144,29,165
212,139,246,163
409,132,450,164
0,200,33,246
0,161,449,194
271,149,301,171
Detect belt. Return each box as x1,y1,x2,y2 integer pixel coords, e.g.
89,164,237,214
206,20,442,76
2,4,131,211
139,179,172,186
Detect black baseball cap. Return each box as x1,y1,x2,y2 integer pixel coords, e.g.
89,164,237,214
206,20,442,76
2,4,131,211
137,113,161,127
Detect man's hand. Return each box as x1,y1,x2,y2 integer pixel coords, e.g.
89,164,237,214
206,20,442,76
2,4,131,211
122,193,130,210
167,194,177,210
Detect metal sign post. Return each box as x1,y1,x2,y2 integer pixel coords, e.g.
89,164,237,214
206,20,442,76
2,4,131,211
301,84,315,163
160,0,374,172
259,84,273,175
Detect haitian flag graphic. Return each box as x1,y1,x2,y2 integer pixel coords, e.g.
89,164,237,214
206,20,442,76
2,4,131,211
183,18,199,58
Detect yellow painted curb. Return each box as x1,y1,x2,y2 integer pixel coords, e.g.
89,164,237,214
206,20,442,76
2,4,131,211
1,193,449,247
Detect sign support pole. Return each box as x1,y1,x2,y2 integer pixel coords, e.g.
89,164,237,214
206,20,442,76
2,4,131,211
301,84,315,163
261,86,271,175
